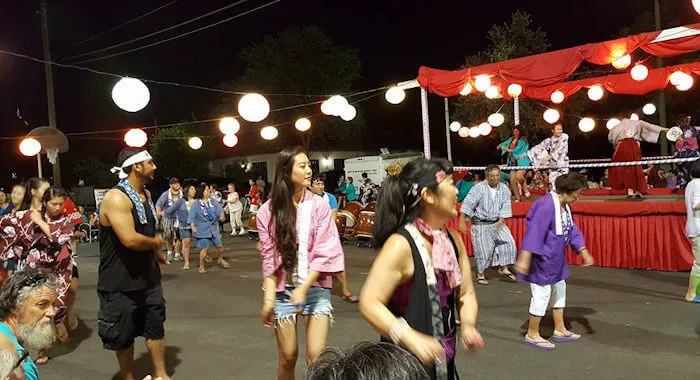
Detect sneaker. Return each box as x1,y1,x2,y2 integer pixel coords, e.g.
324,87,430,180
166,252,173,264
231,232,237,236
173,253,183,262
239,229,247,236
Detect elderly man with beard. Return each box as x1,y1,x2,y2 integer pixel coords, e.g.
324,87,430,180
0,268,60,380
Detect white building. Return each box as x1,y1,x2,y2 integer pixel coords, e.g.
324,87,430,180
209,150,371,183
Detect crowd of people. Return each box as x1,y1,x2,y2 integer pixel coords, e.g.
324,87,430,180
0,113,698,380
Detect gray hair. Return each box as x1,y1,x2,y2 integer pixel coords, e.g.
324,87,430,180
0,349,18,379
0,269,59,319
484,164,501,176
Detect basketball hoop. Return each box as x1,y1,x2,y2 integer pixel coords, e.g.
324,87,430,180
47,148,59,164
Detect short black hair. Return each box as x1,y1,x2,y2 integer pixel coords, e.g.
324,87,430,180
117,148,147,176
555,172,588,194
194,184,208,199
691,160,700,179
169,177,180,185
306,342,429,380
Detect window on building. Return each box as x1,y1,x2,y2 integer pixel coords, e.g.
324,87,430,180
250,162,268,181
310,159,320,175
334,158,345,172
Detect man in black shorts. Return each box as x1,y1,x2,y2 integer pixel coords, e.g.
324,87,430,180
98,148,168,380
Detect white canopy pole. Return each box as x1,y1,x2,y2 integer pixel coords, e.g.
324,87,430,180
421,87,431,159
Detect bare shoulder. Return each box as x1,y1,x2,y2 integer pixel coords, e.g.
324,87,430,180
377,233,412,262
102,188,131,208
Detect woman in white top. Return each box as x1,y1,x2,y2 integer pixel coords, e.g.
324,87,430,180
227,183,245,236
684,160,700,303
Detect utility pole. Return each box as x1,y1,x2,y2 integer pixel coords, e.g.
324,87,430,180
40,0,62,186
654,0,668,156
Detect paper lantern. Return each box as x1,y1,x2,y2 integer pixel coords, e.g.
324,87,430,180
675,74,694,91
112,77,150,112
642,103,656,115
188,137,203,150
219,117,240,135
222,134,238,148
485,86,500,99
459,83,473,96
487,113,505,127
19,138,41,157
449,121,462,132
578,118,595,133
550,90,565,104
320,100,334,115
340,104,357,121
630,64,649,81
630,113,640,121
669,71,688,86
238,93,270,122
606,118,621,129
587,85,604,101
694,0,700,15
325,95,349,117
543,109,561,124
612,54,631,69
123,128,148,148
468,126,480,138
478,122,492,136
260,126,278,140
385,87,406,104
507,83,522,98
295,118,311,132
474,75,491,92
457,127,469,138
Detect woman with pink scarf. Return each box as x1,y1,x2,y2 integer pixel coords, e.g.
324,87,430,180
257,146,345,379
359,158,483,380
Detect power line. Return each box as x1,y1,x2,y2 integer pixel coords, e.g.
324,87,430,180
73,0,281,64
69,0,180,48
0,47,387,98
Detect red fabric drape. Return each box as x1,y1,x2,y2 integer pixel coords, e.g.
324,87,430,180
446,201,693,271
609,139,647,193
417,23,700,97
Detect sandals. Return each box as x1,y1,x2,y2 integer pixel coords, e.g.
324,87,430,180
685,295,700,303
36,351,50,365
198,267,207,274
498,268,518,282
182,263,190,270
476,277,488,285
218,260,230,269
524,336,555,350
551,330,581,342
342,294,359,303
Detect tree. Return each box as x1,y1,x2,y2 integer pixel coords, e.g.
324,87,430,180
220,26,363,151
72,156,115,187
149,123,213,179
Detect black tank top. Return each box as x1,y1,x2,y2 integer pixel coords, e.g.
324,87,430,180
98,187,161,292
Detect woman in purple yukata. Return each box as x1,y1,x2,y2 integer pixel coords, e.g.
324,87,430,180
514,172,594,350
257,146,345,380
359,158,483,380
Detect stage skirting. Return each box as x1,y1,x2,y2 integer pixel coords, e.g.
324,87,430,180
446,201,694,272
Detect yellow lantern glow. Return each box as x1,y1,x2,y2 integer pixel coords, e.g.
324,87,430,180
474,75,491,92
458,127,469,138
612,54,631,69
578,117,595,133
468,126,480,138
295,118,311,132
507,83,522,98
587,85,604,101
550,90,565,104
459,83,473,96
19,138,42,157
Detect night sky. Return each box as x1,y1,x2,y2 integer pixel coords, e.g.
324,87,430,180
0,0,697,185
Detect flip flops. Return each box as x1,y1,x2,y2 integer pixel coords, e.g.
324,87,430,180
551,331,581,343
524,337,555,350
342,294,359,303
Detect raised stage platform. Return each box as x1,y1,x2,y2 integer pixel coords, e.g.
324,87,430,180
446,190,694,272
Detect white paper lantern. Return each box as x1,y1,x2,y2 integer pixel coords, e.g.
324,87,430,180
642,103,657,115
449,121,462,132
458,127,469,138
112,77,150,112
675,75,694,91
340,104,357,121
694,0,700,15
326,95,349,117
669,71,688,86
485,86,501,99
321,100,334,115
630,64,649,81
578,117,595,132
188,137,203,150
606,118,621,129
219,117,240,135
385,87,406,104
468,126,480,138
123,128,148,148
295,118,311,131
238,93,270,122
543,109,561,124
478,122,492,136
612,54,631,69
19,138,41,157
260,126,278,140
507,83,523,97
630,113,640,121
459,83,473,96
587,85,604,101
222,134,238,148
474,75,491,92
550,90,565,104
487,113,505,127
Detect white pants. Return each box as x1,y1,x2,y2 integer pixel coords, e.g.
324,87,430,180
529,280,566,317
692,236,700,276
229,210,243,230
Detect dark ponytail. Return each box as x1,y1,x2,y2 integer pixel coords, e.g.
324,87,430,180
269,146,307,273
41,187,68,220
373,157,453,246
20,177,49,211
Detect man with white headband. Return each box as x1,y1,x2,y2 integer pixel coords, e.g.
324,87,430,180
99,148,170,380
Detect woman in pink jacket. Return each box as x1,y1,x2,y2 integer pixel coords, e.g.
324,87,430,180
257,146,345,379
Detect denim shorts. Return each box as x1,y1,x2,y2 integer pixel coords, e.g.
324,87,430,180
196,236,222,249
178,228,193,240
275,286,332,322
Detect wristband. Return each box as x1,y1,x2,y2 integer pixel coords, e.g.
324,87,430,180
389,317,410,344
